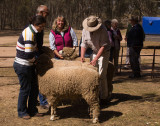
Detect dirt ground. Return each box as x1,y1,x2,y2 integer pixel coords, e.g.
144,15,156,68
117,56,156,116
0,30,160,126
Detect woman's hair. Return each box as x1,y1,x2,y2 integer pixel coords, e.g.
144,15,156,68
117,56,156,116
32,15,46,26
52,15,69,32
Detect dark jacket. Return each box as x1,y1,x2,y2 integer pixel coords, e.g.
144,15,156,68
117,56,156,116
127,24,145,47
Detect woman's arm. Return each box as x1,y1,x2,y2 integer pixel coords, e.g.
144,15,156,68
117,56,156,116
53,49,63,59
49,32,56,51
49,32,63,58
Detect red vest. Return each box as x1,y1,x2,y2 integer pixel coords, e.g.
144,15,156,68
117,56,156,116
51,27,73,53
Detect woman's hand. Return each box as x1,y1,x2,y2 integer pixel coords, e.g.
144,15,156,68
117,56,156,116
59,54,64,59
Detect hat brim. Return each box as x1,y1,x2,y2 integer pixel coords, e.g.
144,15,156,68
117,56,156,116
82,17,102,32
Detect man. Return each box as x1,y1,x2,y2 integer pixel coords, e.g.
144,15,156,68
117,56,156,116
124,23,132,69
29,5,49,109
81,15,111,104
127,15,145,78
35,5,49,55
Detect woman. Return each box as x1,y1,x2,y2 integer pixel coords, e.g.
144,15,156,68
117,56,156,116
111,19,122,74
13,15,46,119
49,15,78,59
104,20,114,61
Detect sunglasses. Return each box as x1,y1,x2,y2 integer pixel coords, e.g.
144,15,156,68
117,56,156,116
42,11,49,16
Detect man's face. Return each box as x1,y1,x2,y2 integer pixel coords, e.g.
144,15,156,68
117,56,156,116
41,8,49,18
112,23,118,29
130,20,135,26
35,23,46,32
38,6,49,18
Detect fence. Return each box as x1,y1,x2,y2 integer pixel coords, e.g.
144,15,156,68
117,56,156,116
119,46,160,78
0,45,160,78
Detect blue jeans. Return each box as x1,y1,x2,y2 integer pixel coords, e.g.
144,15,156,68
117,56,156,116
13,62,38,117
39,93,48,106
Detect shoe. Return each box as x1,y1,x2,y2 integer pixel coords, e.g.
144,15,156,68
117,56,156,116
123,66,129,69
129,74,134,78
40,104,50,109
135,74,141,78
100,99,108,106
129,74,141,78
21,114,31,120
32,113,44,117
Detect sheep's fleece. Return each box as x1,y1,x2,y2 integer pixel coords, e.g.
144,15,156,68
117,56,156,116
36,46,114,123
36,53,100,123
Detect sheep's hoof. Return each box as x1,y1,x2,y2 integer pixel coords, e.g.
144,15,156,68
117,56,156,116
50,115,55,121
92,118,99,123
50,115,60,121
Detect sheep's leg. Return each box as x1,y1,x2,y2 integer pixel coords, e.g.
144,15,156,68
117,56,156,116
50,105,56,121
83,95,100,123
92,104,100,123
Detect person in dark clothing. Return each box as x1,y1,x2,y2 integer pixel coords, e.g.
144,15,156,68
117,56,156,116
104,20,114,62
35,5,50,109
111,19,122,74
27,5,49,109
127,15,145,78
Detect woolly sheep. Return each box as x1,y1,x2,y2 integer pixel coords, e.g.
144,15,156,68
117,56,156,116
37,57,100,123
37,46,114,99
36,47,114,123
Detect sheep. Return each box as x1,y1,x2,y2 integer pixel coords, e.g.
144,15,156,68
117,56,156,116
38,46,114,99
36,47,114,123
36,53,100,123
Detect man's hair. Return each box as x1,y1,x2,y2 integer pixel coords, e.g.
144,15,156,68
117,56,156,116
32,15,46,26
104,20,111,26
36,5,47,13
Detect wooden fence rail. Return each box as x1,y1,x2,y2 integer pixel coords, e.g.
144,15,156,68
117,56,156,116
0,45,160,78
119,46,160,78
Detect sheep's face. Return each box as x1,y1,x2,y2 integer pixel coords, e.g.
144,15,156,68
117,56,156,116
62,47,78,60
36,54,53,76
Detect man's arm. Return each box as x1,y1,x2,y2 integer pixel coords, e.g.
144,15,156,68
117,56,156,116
90,46,105,66
81,47,86,62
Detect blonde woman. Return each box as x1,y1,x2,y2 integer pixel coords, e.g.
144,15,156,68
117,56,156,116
49,16,78,59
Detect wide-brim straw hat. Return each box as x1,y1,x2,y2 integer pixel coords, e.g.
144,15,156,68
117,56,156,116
82,15,102,32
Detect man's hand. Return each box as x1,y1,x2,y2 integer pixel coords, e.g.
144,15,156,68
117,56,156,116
81,57,85,62
29,57,36,63
90,59,97,66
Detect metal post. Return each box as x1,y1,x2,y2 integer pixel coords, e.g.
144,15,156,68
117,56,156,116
151,48,156,78
120,46,123,73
